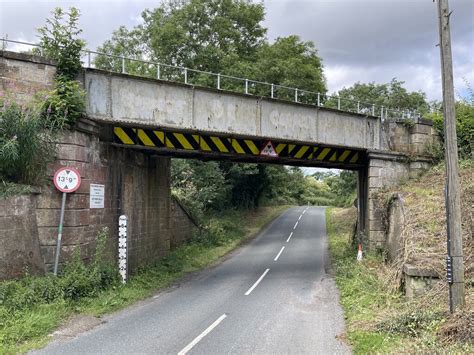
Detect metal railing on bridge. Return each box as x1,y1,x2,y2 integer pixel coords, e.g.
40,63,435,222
1,38,422,121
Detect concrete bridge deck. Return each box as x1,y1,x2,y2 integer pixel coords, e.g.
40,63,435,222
84,69,381,156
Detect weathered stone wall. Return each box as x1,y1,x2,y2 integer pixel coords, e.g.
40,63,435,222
0,194,45,279
0,51,56,103
365,151,432,250
170,198,198,248
381,119,439,156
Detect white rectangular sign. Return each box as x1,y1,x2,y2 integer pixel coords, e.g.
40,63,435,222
90,184,105,209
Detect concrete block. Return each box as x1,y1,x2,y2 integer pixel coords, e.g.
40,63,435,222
410,123,432,135
404,264,439,299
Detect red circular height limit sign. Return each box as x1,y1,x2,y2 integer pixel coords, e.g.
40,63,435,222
53,167,81,193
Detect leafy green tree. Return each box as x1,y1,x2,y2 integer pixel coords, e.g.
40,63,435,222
34,7,86,128
327,79,429,116
430,85,474,159
246,36,326,100
96,0,266,82
35,7,85,80
95,0,326,96
325,170,357,207
171,159,229,220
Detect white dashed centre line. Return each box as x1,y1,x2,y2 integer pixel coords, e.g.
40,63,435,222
286,232,293,243
177,314,227,355
298,215,302,220
245,268,270,296
274,246,285,261
293,221,299,229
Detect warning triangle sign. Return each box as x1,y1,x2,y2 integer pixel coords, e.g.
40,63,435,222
260,140,279,158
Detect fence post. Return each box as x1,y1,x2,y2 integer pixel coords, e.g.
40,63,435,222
295,89,298,102
381,106,384,119
357,101,360,113
121,57,125,74
88,51,91,68
217,74,221,90
245,79,249,94
317,93,320,106
271,84,274,98
372,104,375,116
157,64,161,79
337,96,341,110
184,68,188,84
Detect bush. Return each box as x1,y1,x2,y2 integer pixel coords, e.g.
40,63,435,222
430,101,474,160
377,309,444,337
0,102,56,185
60,228,119,300
36,7,85,80
41,77,86,129
0,228,119,310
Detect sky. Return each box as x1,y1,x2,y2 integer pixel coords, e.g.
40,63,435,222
1,0,473,101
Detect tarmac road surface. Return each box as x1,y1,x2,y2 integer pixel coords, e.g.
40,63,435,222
35,206,350,354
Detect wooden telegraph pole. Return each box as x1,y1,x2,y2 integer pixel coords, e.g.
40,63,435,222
436,0,465,312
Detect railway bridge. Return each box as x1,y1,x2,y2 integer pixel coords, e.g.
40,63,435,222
1,50,437,272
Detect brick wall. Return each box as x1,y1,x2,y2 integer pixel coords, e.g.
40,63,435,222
170,198,198,248
0,51,56,103
0,194,45,279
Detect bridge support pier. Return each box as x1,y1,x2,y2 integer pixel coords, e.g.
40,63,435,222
361,151,432,251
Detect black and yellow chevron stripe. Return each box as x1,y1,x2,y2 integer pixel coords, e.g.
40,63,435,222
113,127,362,166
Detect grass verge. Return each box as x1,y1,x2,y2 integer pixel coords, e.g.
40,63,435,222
0,205,289,353
326,207,473,354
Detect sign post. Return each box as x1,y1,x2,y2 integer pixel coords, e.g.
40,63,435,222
52,167,81,276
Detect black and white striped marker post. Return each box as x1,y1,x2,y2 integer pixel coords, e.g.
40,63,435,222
118,215,128,284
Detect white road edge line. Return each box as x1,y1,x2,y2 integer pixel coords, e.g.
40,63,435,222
286,232,293,243
177,314,227,355
293,221,299,229
274,246,285,261
245,268,270,296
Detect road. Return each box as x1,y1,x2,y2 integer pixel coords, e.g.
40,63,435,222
35,206,350,354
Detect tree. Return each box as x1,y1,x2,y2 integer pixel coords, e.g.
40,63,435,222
327,79,429,116
96,0,266,82
35,7,86,80
247,36,327,100
430,84,474,159
34,7,86,128
95,0,327,96
171,159,229,220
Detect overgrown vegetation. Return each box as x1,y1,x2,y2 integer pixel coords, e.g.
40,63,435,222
171,159,357,221
35,7,86,128
0,206,287,353
428,84,474,160
0,101,56,186
327,161,473,353
1,7,86,192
